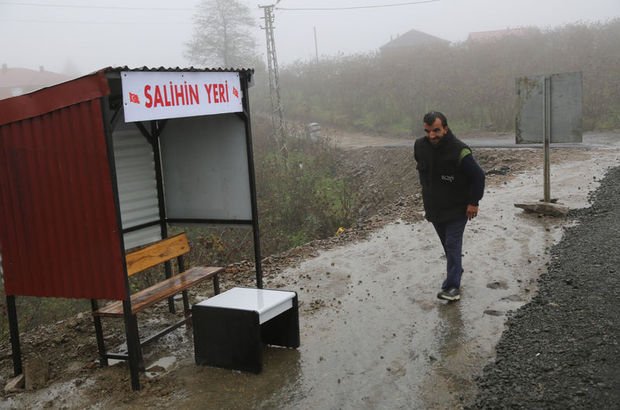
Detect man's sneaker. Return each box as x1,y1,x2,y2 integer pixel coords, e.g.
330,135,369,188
437,287,460,301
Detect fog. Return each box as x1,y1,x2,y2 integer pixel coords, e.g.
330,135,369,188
1,0,618,74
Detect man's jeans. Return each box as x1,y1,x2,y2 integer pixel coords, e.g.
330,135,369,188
432,216,468,290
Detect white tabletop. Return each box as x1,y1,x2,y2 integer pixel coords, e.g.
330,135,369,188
196,287,295,324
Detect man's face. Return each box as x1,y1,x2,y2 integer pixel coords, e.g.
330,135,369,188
424,118,448,145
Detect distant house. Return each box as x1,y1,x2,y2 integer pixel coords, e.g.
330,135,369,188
380,29,450,53
467,27,537,43
0,64,71,100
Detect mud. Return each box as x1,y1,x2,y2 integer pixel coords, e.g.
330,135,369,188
1,133,619,409
254,143,619,409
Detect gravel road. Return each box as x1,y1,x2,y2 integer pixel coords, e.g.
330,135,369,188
470,165,620,408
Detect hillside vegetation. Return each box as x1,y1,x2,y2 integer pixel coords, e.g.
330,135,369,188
253,20,620,135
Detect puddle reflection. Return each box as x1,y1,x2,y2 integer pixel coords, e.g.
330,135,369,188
176,346,302,410
436,302,465,356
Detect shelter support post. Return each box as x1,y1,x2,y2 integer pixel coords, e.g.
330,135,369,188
91,299,109,366
253,225,263,289
122,301,142,390
134,120,177,313
90,299,108,367
240,74,263,289
6,295,22,376
150,119,175,314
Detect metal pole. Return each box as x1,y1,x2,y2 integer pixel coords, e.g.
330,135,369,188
6,295,22,376
543,76,551,203
100,94,141,390
240,72,264,288
150,120,176,314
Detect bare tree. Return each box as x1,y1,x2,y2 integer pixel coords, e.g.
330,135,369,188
185,0,257,67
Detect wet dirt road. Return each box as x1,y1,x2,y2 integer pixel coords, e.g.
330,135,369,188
5,135,618,410
166,140,619,409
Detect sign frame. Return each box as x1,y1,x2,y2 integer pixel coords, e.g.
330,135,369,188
121,71,243,122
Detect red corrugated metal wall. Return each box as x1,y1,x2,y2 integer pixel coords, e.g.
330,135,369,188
0,98,127,300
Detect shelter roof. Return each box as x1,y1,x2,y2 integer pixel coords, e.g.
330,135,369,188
101,66,254,74
0,66,254,127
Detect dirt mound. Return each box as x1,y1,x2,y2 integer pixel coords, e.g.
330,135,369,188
338,145,546,224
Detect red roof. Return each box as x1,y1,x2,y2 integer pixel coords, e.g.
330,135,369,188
0,65,71,88
0,65,73,100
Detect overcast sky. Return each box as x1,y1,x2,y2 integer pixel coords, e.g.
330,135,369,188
1,0,618,75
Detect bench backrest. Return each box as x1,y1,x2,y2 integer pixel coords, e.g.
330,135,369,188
125,233,190,277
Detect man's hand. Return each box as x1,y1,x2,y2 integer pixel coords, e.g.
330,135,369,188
466,204,479,220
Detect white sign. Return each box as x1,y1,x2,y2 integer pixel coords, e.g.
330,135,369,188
120,71,243,122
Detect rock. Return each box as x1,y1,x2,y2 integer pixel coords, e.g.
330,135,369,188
24,356,50,390
486,166,511,175
514,201,569,217
146,365,166,373
487,281,508,290
484,309,504,317
4,374,25,393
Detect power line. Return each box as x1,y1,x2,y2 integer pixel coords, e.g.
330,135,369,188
0,1,193,11
277,0,439,11
0,18,188,24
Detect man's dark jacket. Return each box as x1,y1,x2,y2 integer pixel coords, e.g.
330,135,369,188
414,131,475,223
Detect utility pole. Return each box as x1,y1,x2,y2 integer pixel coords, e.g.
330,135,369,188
259,2,285,149
314,26,319,63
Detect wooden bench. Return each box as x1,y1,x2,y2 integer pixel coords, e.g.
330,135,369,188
91,232,224,367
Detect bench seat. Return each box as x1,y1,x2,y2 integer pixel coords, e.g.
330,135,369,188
94,266,224,317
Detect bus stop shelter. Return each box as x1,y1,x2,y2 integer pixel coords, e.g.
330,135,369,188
0,66,262,390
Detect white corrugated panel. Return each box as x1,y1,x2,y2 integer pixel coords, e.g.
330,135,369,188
112,123,162,250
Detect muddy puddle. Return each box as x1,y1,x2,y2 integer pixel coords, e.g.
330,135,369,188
161,146,619,409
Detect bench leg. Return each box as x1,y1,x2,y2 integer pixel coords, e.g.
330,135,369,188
212,274,220,295
91,300,109,367
164,261,176,314
182,290,190,317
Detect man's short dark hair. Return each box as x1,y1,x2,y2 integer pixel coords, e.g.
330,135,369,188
423,111,448,127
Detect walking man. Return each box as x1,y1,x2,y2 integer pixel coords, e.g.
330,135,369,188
414,111,485,301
